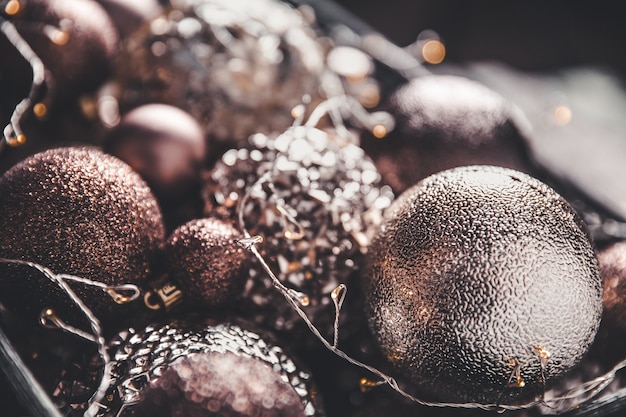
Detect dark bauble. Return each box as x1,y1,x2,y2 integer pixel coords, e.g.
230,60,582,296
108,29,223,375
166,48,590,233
364,165,602,405
0,0,118,104
104,103,206,201
0,147,165,330
165,217,250,309
53,320,323,417
587,240,626,368
598,241,626,330
360,75,534,194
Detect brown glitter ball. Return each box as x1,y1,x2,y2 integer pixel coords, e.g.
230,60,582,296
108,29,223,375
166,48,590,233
165,218,250,308
0,147,165,329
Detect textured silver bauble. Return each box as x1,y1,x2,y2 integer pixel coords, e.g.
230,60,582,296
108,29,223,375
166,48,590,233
364,165,602,405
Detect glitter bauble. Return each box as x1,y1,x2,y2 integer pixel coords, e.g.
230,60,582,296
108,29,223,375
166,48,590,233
0,147,165,329
361,75,534,194
113,0,326,147
203,126,394,333
104,103,206,201
54,321,323,416
364,166,602,405
0,0,118,103
165,217,250,308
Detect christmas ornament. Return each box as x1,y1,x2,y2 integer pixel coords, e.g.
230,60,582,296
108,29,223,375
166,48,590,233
364,165,602,405
53,320,323,417
360,74,535,194
203,120,394,334
103,103,206,201
599,241,626,333
161,217,251,309
0,0,118,103
112,0,327,147
0,147,165,331
586,240,626,369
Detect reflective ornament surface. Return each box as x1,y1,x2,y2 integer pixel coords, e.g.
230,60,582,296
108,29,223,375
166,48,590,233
365,165,602,405
203,126,393,334
53,321,323,417
113,0,326,147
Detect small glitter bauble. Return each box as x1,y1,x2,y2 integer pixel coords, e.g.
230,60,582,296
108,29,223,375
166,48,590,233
0,0,118,103
104,103,206,201
53,321,323,416
113,0,326,147
165,217,250,308
364,166,602,405
360,75,534,194
203,126,393,333
0,147,165,329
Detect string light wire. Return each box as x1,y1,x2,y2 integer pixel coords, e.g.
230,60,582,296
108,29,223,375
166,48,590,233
0,16,47,152
0,257,140,417
235,98,626,413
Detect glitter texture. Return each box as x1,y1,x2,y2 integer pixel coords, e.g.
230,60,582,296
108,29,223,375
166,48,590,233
203,126,394,333
53,321,322,416
165,217,251,308
0,147,165,329
113,0,326,146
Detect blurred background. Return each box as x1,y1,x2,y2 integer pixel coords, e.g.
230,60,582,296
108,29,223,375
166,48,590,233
335,0,626,74
333,0,626,221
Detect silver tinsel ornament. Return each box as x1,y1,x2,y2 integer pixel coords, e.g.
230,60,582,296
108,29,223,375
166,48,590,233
112,0,326,147
203,124,394,334
53,321,322,416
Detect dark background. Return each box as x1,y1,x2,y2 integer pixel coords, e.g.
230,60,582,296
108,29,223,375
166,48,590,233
334,0,626,77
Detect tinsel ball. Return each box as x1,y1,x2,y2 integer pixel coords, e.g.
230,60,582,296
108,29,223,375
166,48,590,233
113,0,326,147
54,321,323,417
203,126,394,333
0,147,165,329
360,75,534,194
165,217,250,308
104,103,206,201
364,166,602,405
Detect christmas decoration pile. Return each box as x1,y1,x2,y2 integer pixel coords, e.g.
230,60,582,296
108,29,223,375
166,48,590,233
1,1,626,417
